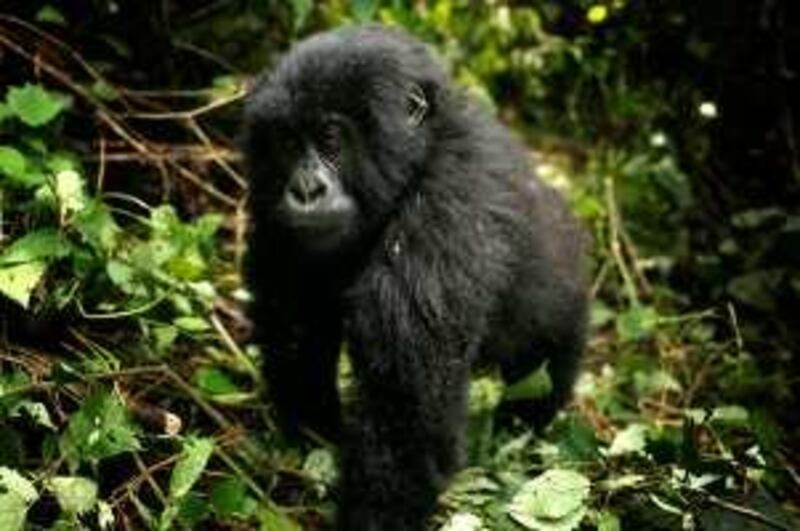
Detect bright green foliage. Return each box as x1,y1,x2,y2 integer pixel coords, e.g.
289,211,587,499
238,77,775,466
0,468,39,531
159,437,216,530
60,390,141,467
49,476,98,515
508,469,591,530
6,84,70,127
210,477,250,517
2,3,798,530
0,261,46,308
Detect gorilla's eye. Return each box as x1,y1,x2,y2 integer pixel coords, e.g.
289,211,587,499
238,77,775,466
318,121,342,163
407,84,429,127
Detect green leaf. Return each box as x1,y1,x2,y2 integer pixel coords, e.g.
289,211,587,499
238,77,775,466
0,467,39,531
504,363,553,402
508,469,591,530
289,0,312,30
49,476,98,515
0,146,27,179
176,492,210,527
106,260,135,291
168,437,215,500
175,316,210,333
36,5,67,25
257,506,302,531
11,400,56,430
60,390,141,466
74,199,120,251
193,367,240,395
6,84,70,127
440,512,484,531
616,305,659,342
0,261,47,308
0,229,71,265
607,424,648,456
351,0,378,21
210,477,248,517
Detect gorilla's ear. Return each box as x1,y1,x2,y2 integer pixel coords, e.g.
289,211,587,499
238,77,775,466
407,82,432,127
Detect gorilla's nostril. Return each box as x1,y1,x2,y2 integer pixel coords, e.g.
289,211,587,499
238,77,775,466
289,173,328,205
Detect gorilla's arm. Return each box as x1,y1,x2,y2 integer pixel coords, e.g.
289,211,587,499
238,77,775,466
337,196,507,530
249,259,343,440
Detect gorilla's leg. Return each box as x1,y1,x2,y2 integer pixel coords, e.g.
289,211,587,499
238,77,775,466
337,269,474,531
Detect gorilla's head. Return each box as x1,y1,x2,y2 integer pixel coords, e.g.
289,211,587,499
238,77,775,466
242,26,453,256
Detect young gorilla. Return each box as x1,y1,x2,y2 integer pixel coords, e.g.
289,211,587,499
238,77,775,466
242,25,588,531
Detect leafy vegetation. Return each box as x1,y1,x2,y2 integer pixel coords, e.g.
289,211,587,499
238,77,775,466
1,1,798,530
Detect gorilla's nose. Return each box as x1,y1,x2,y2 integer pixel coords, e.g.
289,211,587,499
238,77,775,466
287,171,329,206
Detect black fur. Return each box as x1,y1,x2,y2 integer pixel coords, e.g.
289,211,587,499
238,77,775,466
242,25,588,531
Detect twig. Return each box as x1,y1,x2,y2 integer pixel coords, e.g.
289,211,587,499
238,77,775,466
604,176,640,306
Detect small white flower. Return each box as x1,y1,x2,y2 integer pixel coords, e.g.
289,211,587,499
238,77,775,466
650,132,668,147
698,101,718,119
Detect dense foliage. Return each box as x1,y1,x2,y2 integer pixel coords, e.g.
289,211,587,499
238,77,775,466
1,1,797,530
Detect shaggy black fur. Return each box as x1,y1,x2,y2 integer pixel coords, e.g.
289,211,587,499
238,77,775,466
242,25,588,531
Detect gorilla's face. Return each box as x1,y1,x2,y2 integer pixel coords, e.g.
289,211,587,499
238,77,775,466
249,107,363,255
243,27,445,257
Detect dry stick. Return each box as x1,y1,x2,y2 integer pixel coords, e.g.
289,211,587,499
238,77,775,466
619,223,653,297
132,452,168,506
96,110,237,207
89,145,238,162
185,118,247,189
604,176,640,306
687,488,792,531
5,14,248,195
0,29,238,208
0,15,129,103
125,89,246,121
96,132,107,192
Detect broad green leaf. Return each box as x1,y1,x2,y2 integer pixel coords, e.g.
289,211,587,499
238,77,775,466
257,506,302,531
168,437,215,500
106,260,135,291
193,367,240,395
504,363,553,402
289,0,312,30
0,102,11,122
74,199,120,251
176,492,210,527
11,400,56,430
0,229,71,265
607,424,648,456
0,261,46,308
615,305,659,342
36,5,67,25
6,84,70,127
210,477,248,517
508,469,590,530
0,146,27,179
0,467,38,531
49,476,98,515
440,512,484,531
352,0,378,21
175,316,210,333
61,390,141,465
